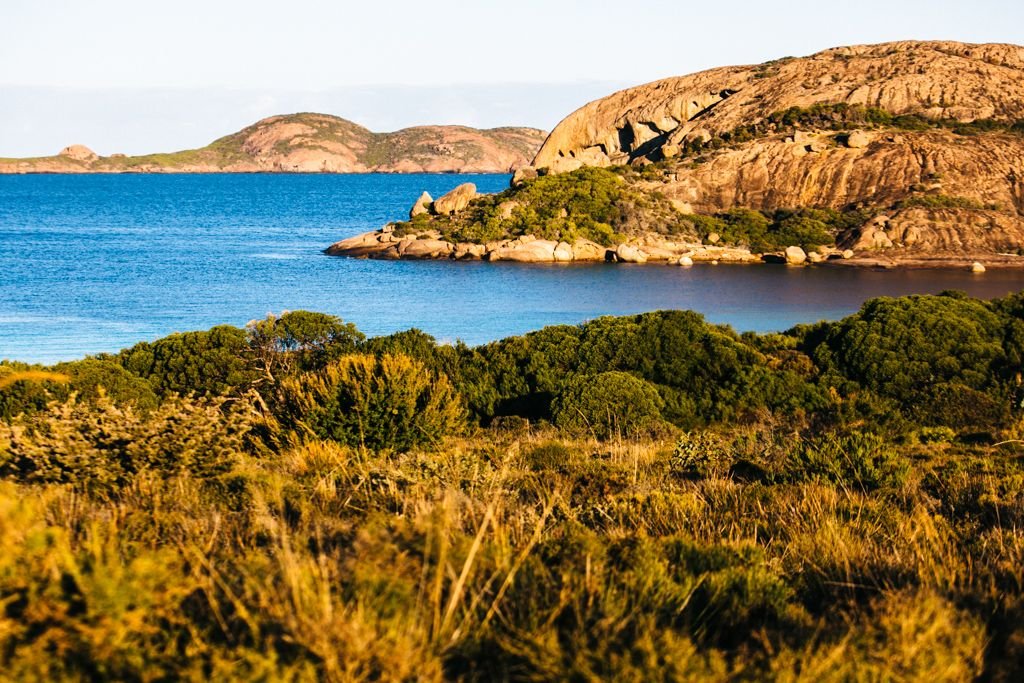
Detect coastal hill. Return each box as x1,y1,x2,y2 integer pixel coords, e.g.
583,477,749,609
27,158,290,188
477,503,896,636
530,41,1024,262
329,41,1024,266
0,113,547,174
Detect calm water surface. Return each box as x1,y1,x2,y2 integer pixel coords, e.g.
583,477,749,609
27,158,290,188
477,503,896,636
1,173,1021,363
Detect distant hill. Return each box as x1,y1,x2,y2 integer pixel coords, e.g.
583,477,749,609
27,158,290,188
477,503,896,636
0,113,548,174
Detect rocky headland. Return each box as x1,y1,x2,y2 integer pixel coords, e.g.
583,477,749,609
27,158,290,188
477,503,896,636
0,113,547,174
328,41,1024,268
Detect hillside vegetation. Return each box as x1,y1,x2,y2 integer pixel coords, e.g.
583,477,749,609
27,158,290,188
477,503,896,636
2,293,1024,679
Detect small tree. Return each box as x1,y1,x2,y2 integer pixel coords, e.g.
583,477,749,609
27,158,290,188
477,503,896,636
247,311,364,382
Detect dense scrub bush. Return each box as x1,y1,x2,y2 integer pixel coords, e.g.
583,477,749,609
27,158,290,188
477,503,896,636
472,310,828,429
552,371,665,439
804,293,1007,412
118,324,254,397
669,431,730,478
1,359,159,420
0,394,248,490
900,194,987,210
278,353,465,452
788,431,909,491
686,206,868,252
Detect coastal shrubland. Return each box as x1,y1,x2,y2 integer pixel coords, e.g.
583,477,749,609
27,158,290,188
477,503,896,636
395,166,690,247
1,291,1024,678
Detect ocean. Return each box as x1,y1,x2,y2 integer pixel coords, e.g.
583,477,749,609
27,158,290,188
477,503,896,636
1,173,1020,364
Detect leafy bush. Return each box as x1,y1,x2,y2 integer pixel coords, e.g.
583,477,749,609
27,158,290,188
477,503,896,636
900,194,986,210
552,371,665,439
119,325,255,397
1,359,159,420
524,440,576,471
805,293,1006,407
788,432,909,490
0,394,249,490
669,431,729,478
278,353,465,452
686,206,863,252
247,310,364,380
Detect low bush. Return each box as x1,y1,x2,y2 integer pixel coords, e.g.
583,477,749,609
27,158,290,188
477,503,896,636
552,371,665,440
788,431,909,491
278,353,466,452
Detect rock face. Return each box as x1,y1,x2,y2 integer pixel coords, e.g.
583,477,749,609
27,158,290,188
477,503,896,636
2,114,548,174
325,228,765,266
433,183,477,216
534,41,1024,171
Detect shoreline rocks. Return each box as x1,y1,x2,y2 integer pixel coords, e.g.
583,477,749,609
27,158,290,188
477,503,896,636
324,227,1024,269
325,228,762,265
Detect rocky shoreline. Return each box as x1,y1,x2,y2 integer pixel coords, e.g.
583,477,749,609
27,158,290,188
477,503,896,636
325,182,1016,270
323,227,1019,270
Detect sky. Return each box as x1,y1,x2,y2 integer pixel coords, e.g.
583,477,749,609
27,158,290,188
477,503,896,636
1,0,1022,156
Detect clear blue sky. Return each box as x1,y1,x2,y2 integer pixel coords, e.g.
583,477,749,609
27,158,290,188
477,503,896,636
1,0,1022,155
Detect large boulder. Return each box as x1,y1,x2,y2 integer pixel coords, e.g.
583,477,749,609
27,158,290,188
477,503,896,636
511,166,538,187
615,244,648,264
325,230,389,257
58,144,98,162
572,240,608,261
846,130,872,149
433,183,477,215
489,239,558,262
409,191,433,218
454,243,488,260
399,238,454,259
784,246,807,265
553,242,574,262
497,200,520,219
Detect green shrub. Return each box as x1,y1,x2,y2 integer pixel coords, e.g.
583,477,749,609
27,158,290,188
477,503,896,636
279,353,465,452
806,294,1006,408
1,359,159,419
118,325,255,397
900,194,985,210
552,371,664,440
247,310,364,380
0,395,248,490
788,432,909,491
524,440,576,471
916,426,957,444
669,431,729,478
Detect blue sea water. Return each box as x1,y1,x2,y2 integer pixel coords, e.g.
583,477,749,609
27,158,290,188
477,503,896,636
1,173,1022,364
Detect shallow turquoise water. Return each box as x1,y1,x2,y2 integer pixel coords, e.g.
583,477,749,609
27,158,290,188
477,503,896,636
1,173,1021,364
